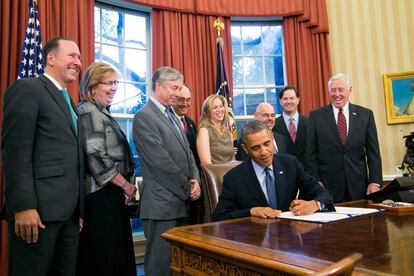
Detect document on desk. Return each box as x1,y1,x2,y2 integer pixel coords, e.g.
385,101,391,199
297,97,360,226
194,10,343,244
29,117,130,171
279,207,382,223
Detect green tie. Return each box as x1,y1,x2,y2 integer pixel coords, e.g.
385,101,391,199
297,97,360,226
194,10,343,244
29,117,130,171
61,89,78,134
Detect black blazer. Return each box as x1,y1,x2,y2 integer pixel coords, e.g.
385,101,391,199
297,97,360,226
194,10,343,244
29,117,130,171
236,132,288,161
184,115,200,168
1,75,85,221
274,114,308,166
306,104,382,202
212,154,334,221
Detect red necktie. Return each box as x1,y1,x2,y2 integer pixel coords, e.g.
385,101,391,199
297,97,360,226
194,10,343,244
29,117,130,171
337,108,347,145
288,117,296,143
180,116,188,134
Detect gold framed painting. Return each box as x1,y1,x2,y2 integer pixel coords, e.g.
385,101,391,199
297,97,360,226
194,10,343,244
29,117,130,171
383,71,414,124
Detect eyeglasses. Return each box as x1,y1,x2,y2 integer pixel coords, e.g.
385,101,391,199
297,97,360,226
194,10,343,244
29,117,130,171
99,80,119,86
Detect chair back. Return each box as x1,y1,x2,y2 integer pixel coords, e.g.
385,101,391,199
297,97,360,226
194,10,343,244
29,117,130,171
312,253,362,276
201,161,242,221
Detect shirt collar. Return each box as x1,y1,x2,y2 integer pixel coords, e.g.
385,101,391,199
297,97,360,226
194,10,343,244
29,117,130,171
332,102,349,113
251,159,273,175
43,73,64,91
150,96,168,113
282,111,299,121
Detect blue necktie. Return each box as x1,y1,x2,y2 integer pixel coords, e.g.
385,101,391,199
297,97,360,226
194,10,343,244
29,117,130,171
264,167,277,209
61,89,78,134
165,107,184,142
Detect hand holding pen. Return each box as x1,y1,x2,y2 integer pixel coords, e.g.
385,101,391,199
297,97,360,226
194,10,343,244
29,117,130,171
289,189,319,216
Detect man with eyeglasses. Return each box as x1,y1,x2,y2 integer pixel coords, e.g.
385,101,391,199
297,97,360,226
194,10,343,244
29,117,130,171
306,73,382,203
172,84,203,224
236,102,287,161
172,84,199,167
274,85,308,166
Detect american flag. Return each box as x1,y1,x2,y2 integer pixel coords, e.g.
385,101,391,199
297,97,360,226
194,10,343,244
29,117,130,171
18,0,44,79
216,35,238,143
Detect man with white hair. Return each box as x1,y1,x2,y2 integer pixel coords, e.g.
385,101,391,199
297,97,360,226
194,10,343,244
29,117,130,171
306,73,382,203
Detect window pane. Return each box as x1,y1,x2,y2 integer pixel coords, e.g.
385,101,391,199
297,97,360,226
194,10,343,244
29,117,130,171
102,44,124,80
262,26,283,55
232,57,243,86
242,26,261,56
94,7,101,43
233,88,245,116
264,57,275,85
274,56,284,86
125,49,146,82
231,26,241,55
102,10,123,46
245,88,265,115
266,87,277,106
244,57,263,86
125,14,146,49
125,83,146,114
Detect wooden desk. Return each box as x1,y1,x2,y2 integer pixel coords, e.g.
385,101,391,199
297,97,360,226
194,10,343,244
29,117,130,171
162,201,414,275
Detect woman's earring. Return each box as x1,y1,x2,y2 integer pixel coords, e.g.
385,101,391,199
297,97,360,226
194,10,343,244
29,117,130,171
92,90,96,95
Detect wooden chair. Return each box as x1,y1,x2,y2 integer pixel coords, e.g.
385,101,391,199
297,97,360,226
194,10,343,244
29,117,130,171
312,253,363,276
201,161,242,222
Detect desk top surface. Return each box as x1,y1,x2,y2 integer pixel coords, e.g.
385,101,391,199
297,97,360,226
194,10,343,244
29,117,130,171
163,201,414,275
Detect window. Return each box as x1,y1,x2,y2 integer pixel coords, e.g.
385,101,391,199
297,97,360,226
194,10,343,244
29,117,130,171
231,22,286,117
94,2,151,176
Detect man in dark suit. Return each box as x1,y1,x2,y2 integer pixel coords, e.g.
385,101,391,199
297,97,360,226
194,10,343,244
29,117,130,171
306,73,382,203
172,83,203,224
1,37,85,276
133,67,201,275
213,120,333,221
236,102,287,160
172,84,199,167
274,85,308,166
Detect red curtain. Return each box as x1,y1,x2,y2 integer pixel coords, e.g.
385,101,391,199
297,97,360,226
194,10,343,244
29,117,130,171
152,10,233,122
0,1,94,275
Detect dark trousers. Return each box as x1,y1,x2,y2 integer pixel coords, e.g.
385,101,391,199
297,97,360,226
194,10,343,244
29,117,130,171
8,216,79,276
143,218,187,276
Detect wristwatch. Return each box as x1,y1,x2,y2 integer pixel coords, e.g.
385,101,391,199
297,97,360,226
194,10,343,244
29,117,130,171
315,200,325,211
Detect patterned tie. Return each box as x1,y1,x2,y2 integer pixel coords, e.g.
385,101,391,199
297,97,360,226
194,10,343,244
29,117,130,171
165,107,184,142
337,108,347,145
264,167,277,209
61,89,78,134
288,117,296,143
180,116,188,134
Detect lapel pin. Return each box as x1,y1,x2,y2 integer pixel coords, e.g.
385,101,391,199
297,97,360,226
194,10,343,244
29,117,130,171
352,112,357,116
279,171,284,174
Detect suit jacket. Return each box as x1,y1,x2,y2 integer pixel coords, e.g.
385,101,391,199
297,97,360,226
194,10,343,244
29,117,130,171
212,154,334,221
133,100,199,220
1,75,84,221
274,114,308,166
183,115,200,168
236,132,288,161
306,104,382,202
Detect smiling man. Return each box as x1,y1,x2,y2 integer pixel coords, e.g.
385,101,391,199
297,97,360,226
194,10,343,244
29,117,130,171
133,67,200,275
2,37,84,276
213,120,333,221
274,86,308,166
306,73,382,203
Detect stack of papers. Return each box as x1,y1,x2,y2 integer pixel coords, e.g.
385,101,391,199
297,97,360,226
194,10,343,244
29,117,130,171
279,207,381,223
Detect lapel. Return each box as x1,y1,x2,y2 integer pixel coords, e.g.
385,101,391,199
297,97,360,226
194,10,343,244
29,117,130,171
185,116,197,140
295,115,305,144
272,157,286,209
277,116,290,139
324,105,343,147
243,160,269,205
347,104,358,147
149,101,187,150
39,75,78,139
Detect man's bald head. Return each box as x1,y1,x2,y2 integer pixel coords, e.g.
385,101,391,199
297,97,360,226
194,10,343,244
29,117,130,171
254,103,276,130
